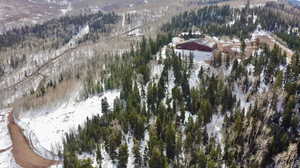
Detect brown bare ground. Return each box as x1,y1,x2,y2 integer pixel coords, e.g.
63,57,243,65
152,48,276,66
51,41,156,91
13,79,80,115
7,112,58,168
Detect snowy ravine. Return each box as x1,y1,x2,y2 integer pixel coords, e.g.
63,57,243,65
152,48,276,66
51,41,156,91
0,90,121,168
18,90,120,153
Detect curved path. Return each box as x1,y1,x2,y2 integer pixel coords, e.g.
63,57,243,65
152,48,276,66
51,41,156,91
7,112,59,168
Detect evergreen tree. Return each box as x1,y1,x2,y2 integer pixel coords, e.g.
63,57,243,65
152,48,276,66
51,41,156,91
241,38,246,55
149,146,168,168
165,124,176,160
101,97,110,114
133,140,142,168
118,143,128,168
96,145,102,168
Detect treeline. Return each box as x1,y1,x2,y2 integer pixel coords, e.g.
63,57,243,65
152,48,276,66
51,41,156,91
0,11,119,50
162,3,300,40
189,0,231,6
162,6,238,36
276,32,300,50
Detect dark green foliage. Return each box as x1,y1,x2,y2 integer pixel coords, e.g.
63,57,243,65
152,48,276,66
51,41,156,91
133,140,142,168
162,4,300,41
63,151,94,168
126,110,146,140
276,32,300,50
118,143,128,168
149,146,168,168
165,124,176,160
189,149,207,168
262,128,289,166
96,145,102,168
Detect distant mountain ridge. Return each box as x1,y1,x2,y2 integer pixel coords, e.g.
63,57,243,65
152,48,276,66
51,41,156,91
289,0,300,6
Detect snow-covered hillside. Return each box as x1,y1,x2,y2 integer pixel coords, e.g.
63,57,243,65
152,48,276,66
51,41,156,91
0,108,20,168
9,39,226,167
0,23,92,106
19,90,120,153
0,89,120,167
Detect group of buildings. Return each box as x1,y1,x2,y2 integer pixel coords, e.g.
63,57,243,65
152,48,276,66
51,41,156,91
172,30,295,64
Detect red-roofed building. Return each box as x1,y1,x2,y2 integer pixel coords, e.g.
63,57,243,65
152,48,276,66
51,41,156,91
175,40,216,62
176,41,214,52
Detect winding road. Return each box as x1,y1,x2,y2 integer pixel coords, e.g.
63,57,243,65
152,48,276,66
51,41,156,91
7,112,59,168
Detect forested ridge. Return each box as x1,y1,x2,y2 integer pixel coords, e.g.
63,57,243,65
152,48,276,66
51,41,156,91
0,11,119,51
162,2,300,49
58,4,300,168
0,10,120,89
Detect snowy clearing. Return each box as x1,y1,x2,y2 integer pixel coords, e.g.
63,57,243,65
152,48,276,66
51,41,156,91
17,90,120,155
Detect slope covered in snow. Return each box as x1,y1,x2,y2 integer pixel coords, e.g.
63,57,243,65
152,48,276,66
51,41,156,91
1,89,120,168
18,90,120,154
0,109,15,168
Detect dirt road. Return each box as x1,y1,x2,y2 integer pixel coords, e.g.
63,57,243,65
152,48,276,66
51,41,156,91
7,112,58,168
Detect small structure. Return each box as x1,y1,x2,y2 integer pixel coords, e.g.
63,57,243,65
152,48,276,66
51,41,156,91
172,37,184,46
175,40,216,62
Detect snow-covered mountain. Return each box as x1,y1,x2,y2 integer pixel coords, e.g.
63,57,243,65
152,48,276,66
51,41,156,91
0,1,300,168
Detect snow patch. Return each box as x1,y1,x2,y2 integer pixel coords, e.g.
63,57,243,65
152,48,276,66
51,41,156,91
0,108,12,149
124,134,135,168
68,25,90,47
0,149,21,168
0,108,20,168
206,114,224,152
61,3,72,15
101,145,116,168
233,83,251,113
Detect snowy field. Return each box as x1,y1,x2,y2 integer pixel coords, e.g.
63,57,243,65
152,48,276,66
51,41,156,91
175,49,213,62
0,149,20,168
